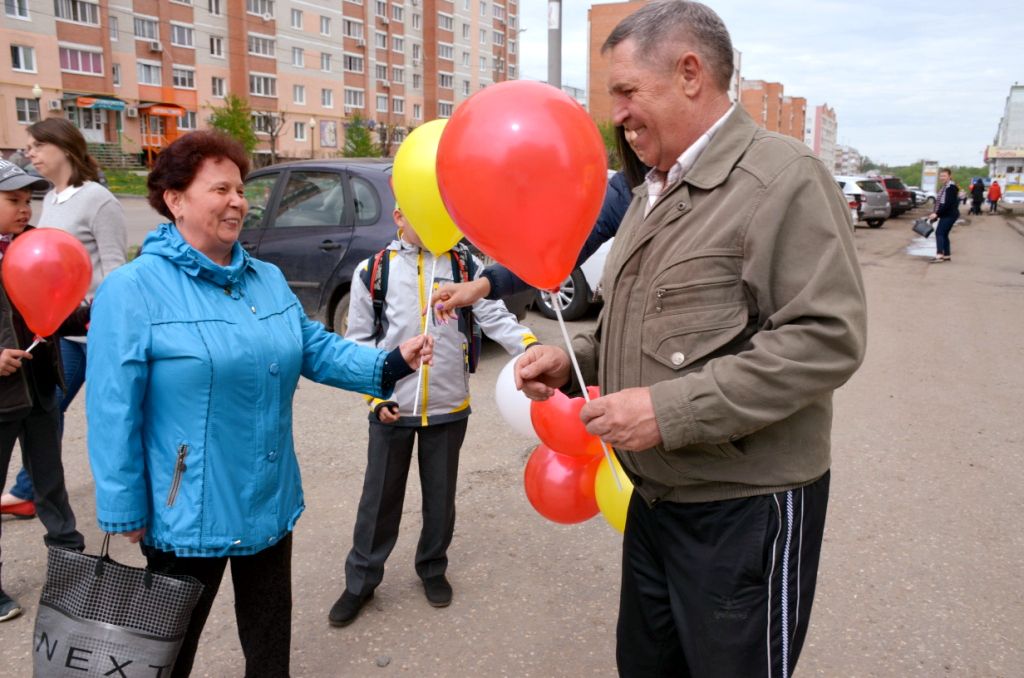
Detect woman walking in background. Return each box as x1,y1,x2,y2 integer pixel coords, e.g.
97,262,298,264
988,180,1002,213
0,119,126,518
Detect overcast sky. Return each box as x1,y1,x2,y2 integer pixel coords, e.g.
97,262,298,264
516,1,1023,167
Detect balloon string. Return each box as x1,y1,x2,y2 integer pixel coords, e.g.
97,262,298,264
26,336,44,353
412,256,438,418
549,291,623,492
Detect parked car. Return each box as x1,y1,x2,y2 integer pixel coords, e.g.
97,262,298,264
998,190,1024,215
241,159,531,335
906,185,934,209
869,175,913,217
835,175,891,228
534,238,613,321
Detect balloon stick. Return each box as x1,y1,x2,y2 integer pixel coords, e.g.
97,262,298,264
26,335,44,353
548,291,623,492
412,256,439,417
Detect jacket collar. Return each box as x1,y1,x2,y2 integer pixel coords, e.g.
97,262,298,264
142,222,254,293
677,105,759,192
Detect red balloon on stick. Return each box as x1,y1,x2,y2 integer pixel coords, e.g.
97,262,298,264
530,386,602,458
1,228,92,337
436,80,607,291
523,443,600,524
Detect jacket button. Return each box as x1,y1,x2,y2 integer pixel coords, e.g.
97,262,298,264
250,306,257,313
677,201,688,211
269,362,279,375
268,450,278,461
671,351,685,365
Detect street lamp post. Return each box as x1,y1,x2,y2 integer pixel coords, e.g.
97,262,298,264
31,83,43,122
309,117,316,159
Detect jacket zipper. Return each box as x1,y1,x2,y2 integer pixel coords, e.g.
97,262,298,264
166,444,188,507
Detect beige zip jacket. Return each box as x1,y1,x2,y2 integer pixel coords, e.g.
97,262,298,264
572,106,867,504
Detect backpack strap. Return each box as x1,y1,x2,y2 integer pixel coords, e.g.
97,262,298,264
359,249,390,341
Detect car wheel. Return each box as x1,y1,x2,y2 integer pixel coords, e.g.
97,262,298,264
534,268,590,321
866,219,884,228
331,292,351,337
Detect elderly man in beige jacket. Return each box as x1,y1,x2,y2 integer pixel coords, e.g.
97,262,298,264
517,2,867,676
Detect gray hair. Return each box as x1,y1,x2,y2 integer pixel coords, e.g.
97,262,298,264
602,0,734,92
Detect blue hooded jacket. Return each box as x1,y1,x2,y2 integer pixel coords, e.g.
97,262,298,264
86,223,391,556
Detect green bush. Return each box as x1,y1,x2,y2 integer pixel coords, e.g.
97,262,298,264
105,170,149,196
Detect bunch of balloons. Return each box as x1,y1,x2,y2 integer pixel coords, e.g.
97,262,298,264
495,356,633,532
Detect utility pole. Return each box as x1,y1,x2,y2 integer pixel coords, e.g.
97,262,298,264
547,0,561,89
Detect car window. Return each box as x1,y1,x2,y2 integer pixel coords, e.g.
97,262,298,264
351,176,381,226
856,180,884,193
883,178,906,190
836,181,847,190
243,173,277,230
274,171,347,228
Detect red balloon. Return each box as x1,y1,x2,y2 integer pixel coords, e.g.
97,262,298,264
530,386,602,457
436,81,607,291
2,228,92,337
523,443,600,525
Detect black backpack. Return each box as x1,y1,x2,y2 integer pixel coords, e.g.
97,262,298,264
358,243,483,372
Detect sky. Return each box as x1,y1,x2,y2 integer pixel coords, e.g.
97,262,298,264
516,0,1024,167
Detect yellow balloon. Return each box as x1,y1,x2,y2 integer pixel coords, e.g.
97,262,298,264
392,119,463,256
594,453,634,533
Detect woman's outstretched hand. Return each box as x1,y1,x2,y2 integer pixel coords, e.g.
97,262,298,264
399,334,435,369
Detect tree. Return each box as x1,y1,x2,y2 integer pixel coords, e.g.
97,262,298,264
344,114,379,157
254,111,287,164
207,95,258,154
597,120,622,171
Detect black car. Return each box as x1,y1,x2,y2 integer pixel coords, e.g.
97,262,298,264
242,159,531,335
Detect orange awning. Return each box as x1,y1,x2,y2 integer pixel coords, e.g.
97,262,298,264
140,104,185,117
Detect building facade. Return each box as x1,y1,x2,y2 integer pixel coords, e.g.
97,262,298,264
834,144,862,175
738,78,805,142
987,83,1024,190
805,103,837,170
1,0,518,162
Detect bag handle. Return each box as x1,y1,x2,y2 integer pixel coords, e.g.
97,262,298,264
95,532,156,589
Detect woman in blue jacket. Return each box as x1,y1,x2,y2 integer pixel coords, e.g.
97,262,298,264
85,131,432,677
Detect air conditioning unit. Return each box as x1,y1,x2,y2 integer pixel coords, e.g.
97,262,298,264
126,106,138,118
261,12,273,22
380,16,389,24
149,41,163,52
377,79,390,89
47,99,63,111
355,38,366,48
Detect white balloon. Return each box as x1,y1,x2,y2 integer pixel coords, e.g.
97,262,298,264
494,354,537,439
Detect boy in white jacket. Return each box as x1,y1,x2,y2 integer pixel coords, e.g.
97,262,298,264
329,205,537,627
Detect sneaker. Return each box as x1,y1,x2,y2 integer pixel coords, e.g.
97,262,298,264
423,575,452,608
0,499,35,519
0,592,23,622
328,590,373,627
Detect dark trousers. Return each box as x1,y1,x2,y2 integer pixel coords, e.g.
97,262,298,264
616,472,830,678
989,199,999,213
344,418,468,595
7,338,87,502
143,533,293,678
0,402,84,588
935,216,956,256
970,198,983,215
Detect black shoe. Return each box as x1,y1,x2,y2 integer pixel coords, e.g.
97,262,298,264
0,592,22,622
328,590,373,627
423,575,452,608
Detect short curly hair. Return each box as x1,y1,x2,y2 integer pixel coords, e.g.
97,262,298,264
147,131,250,221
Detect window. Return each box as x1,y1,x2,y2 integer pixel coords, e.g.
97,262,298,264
290,8,302,28
412,73,421,89
343,19,363,39
392,5,403,21
109,16,118,41
293,84,305,104
320,16,331,35
375,64,387,80
321,52,333,71
248,34,275,57
112,63,121,86
461,23,469,40
392,97,404,114
392,66,404,83
170,24,194,48
251,113,277,134
134,17,158,40
439,72,454,89
208,0,222,14
212,76,225,97
10,45,35,72
294,121,306,141
137,60,162,85
210,36,224,57
437,12,453,30
172,66,195,88
5,0,29,19
343,88,364,108
376,94,387,113
375,1,386,16
461,51,470,67
508,64,516,78
479,56,487,72
509,40,516,54
15,98,39,123
413,103,421,120
60,46,103,75
508,14,516,29
246,0,273,16
438,101,453,118
493,31,504,46
375,31,388,49
274,172,349,228
249,73,277,97
494,4,504,20
412,13,420,30
171,0,193,4
322,88,334,108
462,80,470,96
292,47,304,66
438,43,453,60
480,28,487,45
392,36,404,52
54,0,99,25
412,43,420,60
479,2,486,16
343,53,362,73
178,110,197,129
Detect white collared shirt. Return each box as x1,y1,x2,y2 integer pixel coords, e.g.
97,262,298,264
645,104,735,216
50,182,87,205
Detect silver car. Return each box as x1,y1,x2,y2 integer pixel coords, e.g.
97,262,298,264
998,190,1024,215
835,175,891,228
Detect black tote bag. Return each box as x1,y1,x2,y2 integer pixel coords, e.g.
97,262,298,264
912,218,934,238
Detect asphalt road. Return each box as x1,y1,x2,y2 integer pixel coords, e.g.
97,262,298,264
2,206,1022,677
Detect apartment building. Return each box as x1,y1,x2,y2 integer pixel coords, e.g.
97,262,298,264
805,103,838,170
1,0,518,162
987,83,1024,189
834,144,862,175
